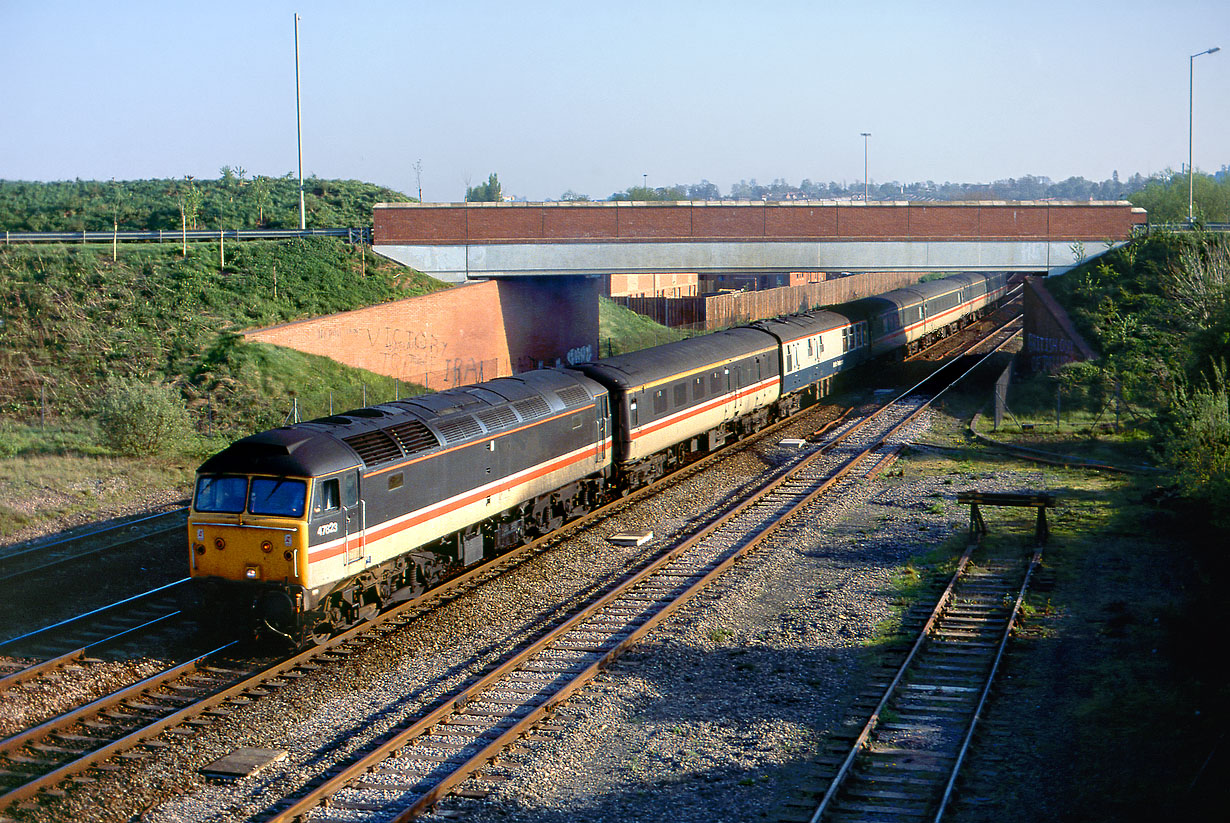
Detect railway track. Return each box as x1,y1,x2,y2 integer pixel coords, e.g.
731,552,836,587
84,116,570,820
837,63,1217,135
791,540,1043,823
0,507,188,585
906,291,1022,363
0,400,851,815
256,351,998,821
0,579,191,695
0,309,1016,818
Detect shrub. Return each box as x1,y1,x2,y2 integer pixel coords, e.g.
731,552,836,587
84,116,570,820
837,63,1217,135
1154,363,1230,532
96,379,193,457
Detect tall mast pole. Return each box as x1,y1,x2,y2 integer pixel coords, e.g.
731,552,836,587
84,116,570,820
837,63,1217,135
295,13,306,230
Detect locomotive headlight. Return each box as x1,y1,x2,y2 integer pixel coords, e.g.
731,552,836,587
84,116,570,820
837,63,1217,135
194,544,206,555
260,540,274,553
214,537,226,550
245,565,260,579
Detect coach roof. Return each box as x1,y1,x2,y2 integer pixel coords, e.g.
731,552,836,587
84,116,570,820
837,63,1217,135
572,327,777,389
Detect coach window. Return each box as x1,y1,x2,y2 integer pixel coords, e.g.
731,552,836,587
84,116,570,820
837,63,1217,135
314,478,340,514
630,399,639,426
654,389,667,414
674,383,687,407
711,371,723,394
693,376,704,400
807,338,814,357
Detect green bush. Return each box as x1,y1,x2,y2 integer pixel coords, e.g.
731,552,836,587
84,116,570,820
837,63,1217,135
96,379,194,457
1154,364,1230,532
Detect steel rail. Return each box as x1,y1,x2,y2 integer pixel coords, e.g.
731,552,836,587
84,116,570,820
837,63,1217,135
0,522,187,587
0,611,182,692
265,390,948,821
0,642,233,759
0,581,188,649
0,505,188,564
0,578,189,649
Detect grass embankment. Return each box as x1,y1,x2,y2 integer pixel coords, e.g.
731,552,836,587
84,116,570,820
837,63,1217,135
0,239,446,428
597,296,691,356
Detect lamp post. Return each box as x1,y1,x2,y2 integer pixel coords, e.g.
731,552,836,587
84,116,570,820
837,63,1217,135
1189,46,1220,223
860,132,871,202
294,13,306,230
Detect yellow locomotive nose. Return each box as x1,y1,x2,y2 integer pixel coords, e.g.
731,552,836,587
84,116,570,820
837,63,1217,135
188,521,304,582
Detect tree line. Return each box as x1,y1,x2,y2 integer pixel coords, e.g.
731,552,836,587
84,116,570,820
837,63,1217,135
0,171,413,232
579,167,1230,223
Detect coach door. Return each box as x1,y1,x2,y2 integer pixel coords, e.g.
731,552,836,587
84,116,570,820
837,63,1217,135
341,470,365,564
596,395,609,463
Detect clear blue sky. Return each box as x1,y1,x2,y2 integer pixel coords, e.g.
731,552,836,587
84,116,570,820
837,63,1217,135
2,0,1227,201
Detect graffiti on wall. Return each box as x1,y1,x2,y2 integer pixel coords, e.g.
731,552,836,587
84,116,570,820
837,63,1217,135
1026,333,1076,373
313,324,449,359
510,341,595,375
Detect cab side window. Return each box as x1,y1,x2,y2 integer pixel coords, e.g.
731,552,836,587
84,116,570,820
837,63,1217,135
342,472,359,507
314,478,340,514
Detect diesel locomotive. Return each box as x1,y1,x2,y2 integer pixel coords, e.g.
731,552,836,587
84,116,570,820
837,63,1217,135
188,271,1011,643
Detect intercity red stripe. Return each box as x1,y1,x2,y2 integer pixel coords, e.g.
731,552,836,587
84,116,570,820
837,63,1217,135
308,440,609,563
630,377,779,442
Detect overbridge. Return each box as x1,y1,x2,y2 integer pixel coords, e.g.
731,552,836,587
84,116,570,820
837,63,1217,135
249,200,1144,396
373,200,1146,282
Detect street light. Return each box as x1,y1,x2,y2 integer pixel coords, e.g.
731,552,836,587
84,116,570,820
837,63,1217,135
294,13,306,230
1189,46,1220,222
860,133,871,202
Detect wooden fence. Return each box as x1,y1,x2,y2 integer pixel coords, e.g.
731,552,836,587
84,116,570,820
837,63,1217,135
615,271,926,330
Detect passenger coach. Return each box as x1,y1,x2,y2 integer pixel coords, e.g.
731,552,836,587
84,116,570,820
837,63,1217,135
572,328,781,487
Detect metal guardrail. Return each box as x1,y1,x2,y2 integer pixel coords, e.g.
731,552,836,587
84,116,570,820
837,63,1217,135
1147,222,1230,232
1,227,372,245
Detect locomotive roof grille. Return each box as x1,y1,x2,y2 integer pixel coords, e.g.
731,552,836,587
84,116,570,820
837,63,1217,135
476,406,519,432
342,429,403,466
437,415,484,444
385,419,439,456
555,385,591,408
513,396,552,420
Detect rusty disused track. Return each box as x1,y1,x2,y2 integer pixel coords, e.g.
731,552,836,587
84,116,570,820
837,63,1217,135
795,542,1042,823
